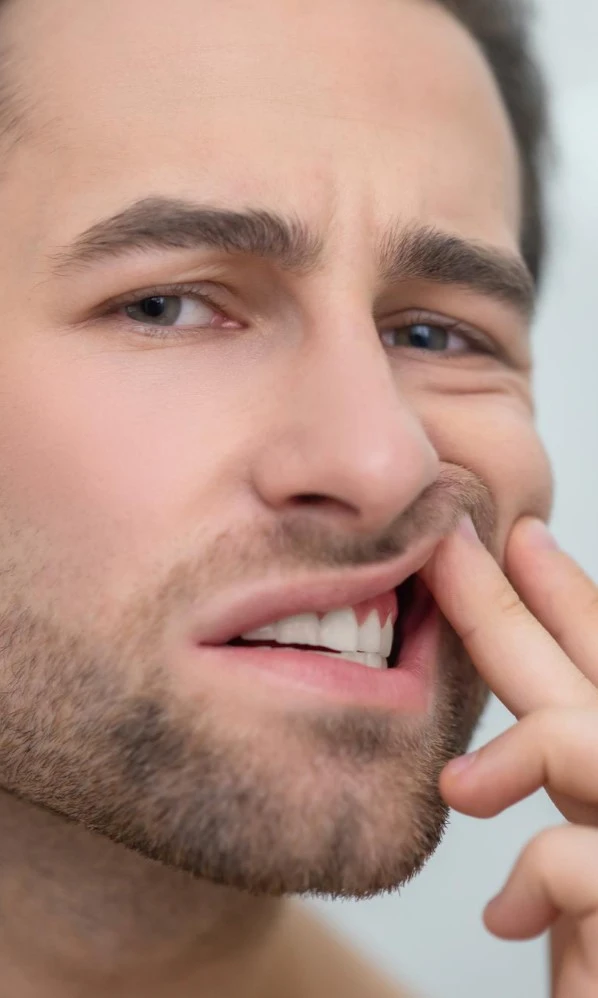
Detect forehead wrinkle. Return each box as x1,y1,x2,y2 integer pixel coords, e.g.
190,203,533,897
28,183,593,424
47,195,534,321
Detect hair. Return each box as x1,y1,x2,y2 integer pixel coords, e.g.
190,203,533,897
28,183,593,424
434,0,550,284
0,0,549,283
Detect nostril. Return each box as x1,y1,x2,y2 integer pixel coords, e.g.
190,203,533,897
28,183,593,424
295,494,329,505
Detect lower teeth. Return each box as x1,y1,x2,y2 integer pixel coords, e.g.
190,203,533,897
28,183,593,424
316,650,387,670
256,646,387,670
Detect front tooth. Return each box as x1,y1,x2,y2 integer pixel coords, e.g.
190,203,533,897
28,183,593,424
317,650,386,669
364,652,386,669
241,624,278,642
273,612,321,647
319,608,359,653
358,610,382,652
380,617,393,658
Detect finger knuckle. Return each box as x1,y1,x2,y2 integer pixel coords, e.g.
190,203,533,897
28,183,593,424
526,707,559,735
524,827,565,873
495,585,527,621
526,706,585,741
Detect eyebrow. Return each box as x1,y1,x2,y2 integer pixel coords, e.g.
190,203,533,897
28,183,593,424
48,196,535,319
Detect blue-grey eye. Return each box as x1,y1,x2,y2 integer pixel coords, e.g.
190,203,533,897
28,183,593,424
382,322,471,353
125,296,183,326
398,324,449,350
410,324,448,350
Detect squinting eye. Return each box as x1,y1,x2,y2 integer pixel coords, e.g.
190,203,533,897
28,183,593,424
123,295,216,328
381,322,471,353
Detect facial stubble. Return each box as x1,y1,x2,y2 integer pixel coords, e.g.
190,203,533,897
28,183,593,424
0,470,492,899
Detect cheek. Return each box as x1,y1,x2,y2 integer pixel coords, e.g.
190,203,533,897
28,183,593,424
421,395,554,558
0,345,243,612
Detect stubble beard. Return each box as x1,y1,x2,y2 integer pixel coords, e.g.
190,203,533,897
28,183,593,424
0,592,488,900
0,466,494,898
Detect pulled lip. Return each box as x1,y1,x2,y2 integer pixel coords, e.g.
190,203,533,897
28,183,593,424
191,531,445,648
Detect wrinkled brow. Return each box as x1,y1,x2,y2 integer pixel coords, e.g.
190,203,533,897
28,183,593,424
49,196,535,319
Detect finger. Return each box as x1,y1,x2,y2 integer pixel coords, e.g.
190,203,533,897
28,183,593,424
484,825,598,940
507,518,598,686
440,708,598,819
420,519,597,719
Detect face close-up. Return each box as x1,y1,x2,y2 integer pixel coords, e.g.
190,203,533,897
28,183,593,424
0,0,552,904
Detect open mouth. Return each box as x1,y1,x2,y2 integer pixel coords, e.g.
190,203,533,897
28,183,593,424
226,573,432,671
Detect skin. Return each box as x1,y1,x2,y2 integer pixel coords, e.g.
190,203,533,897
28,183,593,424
0,0,567,994
423,520,598,998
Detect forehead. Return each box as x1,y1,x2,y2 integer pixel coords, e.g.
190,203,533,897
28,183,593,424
5,0,521,266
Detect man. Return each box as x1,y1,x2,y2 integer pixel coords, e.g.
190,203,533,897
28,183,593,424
0,0,596,995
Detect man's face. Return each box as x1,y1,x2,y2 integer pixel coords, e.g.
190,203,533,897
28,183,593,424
0,0,552,896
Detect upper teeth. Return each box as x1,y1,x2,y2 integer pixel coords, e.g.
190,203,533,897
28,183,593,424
241,606,394,657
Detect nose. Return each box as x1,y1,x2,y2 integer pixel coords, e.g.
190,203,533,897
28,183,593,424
251,317,440,536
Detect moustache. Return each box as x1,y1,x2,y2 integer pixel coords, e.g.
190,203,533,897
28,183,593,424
215,465,496,578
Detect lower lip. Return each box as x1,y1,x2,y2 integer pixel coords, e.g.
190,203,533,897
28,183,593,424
193,595,440,712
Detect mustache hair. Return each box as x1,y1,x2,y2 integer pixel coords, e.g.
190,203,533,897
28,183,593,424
148,465,497,616
261,464,496,572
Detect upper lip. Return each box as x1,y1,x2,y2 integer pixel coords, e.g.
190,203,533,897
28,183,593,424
193,532,443,647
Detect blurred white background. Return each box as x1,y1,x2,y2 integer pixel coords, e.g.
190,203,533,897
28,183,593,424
309,2,598,995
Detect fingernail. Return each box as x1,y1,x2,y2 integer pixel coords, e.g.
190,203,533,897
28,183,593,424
524,518,559,551
457,516,480,543
444,750,479,777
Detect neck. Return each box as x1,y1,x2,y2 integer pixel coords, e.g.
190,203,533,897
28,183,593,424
0,790,291,998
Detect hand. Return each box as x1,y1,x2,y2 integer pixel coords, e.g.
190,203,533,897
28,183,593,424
421,516,598,998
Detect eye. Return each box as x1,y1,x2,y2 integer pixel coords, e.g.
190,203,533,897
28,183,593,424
121,293,228,330
101,283,244,339
381,318,491,356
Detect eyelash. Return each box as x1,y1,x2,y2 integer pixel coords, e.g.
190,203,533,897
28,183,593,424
105,283,231,339
104,282,498,358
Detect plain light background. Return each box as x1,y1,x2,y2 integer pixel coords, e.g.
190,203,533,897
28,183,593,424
308,2,598,995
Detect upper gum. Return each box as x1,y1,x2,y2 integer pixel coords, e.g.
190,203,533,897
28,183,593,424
315,606,390,625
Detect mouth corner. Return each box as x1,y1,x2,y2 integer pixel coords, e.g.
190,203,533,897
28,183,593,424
390,572,436,669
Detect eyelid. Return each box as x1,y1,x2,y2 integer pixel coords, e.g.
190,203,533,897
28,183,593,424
93,281,233,320
389,308,504,358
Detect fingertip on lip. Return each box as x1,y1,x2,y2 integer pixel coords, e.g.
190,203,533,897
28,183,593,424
456,515,481,542
417,558,434,587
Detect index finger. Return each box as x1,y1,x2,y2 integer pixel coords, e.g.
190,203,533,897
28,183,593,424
420,519,597,719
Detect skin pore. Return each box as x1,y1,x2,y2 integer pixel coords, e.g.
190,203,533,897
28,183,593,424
0,0,553,995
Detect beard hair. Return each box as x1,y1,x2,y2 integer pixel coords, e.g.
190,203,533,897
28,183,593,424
0,465,494,898
0,598,489,899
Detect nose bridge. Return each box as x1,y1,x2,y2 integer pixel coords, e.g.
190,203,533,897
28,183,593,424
252,314,440,533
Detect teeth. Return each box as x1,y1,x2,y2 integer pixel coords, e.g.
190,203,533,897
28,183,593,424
236,646,387,669
317,650,387,670
319,607,358,653
239,623,278,642
241,613,319,646
241,605,394,656
358,610,381,653
380,617,393,657
275,613,318,647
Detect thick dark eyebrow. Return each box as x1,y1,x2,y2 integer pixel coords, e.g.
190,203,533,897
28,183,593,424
378,222,535,319
48,196,535,319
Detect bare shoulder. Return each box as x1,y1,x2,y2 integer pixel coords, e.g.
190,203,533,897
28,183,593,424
281,902,423,998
